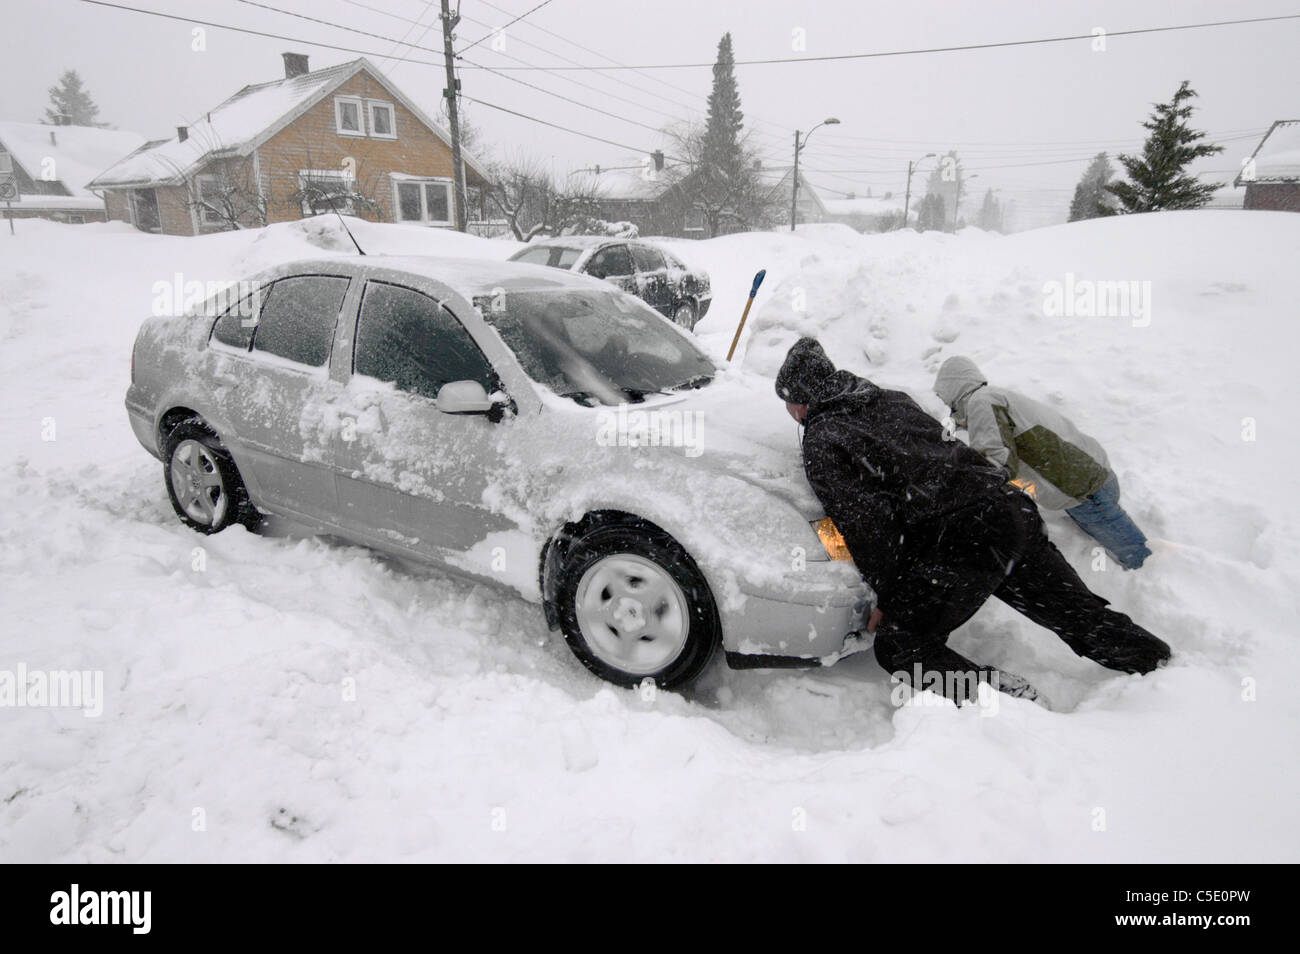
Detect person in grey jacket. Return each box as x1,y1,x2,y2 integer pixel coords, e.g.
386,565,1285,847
933,355,1151,569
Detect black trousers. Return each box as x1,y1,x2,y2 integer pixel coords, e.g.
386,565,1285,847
872,488,1171,698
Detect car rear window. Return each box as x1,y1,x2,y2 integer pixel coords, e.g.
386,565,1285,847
511,245,581,269
251,276,350,368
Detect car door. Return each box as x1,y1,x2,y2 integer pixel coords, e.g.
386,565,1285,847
331,279,517,561
628,243,673,317
582,244,639,299
207,273,350,523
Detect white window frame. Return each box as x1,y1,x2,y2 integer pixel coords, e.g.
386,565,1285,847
334,96,364,137
298,169,356,216
391,175,453,226
194,173,225,225
366,99,397,140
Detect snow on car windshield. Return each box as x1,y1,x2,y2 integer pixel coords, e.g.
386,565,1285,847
508,245,583,269
475,287,715,405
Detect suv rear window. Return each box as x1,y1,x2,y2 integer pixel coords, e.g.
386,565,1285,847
251,275,350,368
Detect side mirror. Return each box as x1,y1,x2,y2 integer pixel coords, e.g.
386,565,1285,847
436,380,510,420
436,380,492,414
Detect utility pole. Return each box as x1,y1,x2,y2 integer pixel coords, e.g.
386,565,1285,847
790,130,801,232
440,0,467,232
899,153,935,230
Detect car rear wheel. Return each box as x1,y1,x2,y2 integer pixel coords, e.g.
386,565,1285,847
672,299,697,331
554,521,720,689
163,420,254,534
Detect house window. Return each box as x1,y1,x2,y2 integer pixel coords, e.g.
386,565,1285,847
195,174,225,225
683,208,704,233
298,169,355,216
367,100,396,140
334,96,363,136
392,176,453,226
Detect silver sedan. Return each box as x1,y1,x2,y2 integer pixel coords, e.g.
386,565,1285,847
125,256,870,688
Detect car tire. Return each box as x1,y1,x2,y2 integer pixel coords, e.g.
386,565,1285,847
672,299,697,331
554,520,720,689
163,419,256,534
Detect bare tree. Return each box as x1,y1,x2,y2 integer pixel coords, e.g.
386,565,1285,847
486,154,603,240
660,121,778,236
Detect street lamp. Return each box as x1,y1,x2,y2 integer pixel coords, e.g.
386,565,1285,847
791,117,840,231
953,172,979,232
900,152,936,230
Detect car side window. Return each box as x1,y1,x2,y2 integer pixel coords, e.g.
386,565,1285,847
211,286,265,351
630,245,667,273
354,281,495,400
251,276,350,368
586,245,633,279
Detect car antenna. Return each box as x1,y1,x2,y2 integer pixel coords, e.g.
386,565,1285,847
324,193,365,256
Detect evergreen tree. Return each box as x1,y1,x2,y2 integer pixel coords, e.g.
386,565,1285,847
976,188,1003,231
923,150,964,229
688,33,765,234
1068,153,1115,221
1104,81,1223,214
916,193,945,231
43,69,105,127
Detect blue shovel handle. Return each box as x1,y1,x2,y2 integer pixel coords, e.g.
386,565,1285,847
749,269,767,298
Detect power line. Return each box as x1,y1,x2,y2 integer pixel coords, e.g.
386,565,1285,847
231,0,434,50
457,0,557,55
455,14,1300,70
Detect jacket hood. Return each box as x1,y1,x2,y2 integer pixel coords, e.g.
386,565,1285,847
933,356,987,409
775,337,840,405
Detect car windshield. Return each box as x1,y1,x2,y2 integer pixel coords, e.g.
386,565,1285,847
475,287,716,405
508,245,583,270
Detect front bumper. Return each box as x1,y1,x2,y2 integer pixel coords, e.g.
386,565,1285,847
718,572,873,669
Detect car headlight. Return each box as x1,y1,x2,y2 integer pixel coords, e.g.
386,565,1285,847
812,518,854,562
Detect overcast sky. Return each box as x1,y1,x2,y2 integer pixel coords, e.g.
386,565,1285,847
3,0,1297,227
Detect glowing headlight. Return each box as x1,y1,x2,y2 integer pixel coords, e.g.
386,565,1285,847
813,518,854,562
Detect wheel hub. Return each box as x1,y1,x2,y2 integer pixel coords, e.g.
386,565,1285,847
574,554,689,675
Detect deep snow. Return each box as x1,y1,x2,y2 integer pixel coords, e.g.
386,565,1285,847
1,211,1297,862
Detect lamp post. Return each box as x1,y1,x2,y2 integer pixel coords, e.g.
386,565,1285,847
791,117,839,231
900,152,936,230
953,172,979,232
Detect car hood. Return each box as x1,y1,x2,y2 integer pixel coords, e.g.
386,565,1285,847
548,373,825,520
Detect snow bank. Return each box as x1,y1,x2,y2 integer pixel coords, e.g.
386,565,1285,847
1,212,1297,862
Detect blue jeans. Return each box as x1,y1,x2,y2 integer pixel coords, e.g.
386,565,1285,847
1065,473,1151,569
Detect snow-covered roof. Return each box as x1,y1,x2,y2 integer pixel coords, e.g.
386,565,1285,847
0,121,145,199
590,167,671,201
1236,120,1300,185
87,58,489,189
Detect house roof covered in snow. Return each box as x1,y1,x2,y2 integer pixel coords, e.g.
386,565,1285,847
0,121,146,207
590,167,672,201
822,193,908,217
87,58,490,189
1235,120,1300,186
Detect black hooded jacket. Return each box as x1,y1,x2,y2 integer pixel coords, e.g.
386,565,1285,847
778,339,1010,605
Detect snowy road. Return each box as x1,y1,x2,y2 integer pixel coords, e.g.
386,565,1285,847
2,213,1297,862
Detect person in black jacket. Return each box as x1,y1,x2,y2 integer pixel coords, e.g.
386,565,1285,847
775,337,1170,705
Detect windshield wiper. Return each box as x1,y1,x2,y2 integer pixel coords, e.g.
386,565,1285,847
670,374,714,391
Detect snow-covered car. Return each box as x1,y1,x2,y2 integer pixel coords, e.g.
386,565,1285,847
507,236,712,330
125,257,869,688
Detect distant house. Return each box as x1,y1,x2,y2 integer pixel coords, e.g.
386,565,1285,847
823,191,912,232
0,121,145,223
757,166,829,227
587,161,827,237
87,53,491,235
1235,120,1300,212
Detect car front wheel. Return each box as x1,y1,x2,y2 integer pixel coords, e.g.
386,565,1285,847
163,420,253,534
554,521,720,689
672,299,697,331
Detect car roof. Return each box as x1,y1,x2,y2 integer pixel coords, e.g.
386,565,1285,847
261,254,612,301
515,235,621,250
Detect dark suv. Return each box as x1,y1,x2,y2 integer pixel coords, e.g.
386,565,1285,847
508,237,712,330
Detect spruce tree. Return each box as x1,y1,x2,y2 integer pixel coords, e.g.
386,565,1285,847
696,33,754,234
1068,153,1115,221
1104,81,1223,213
43,69,105,127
